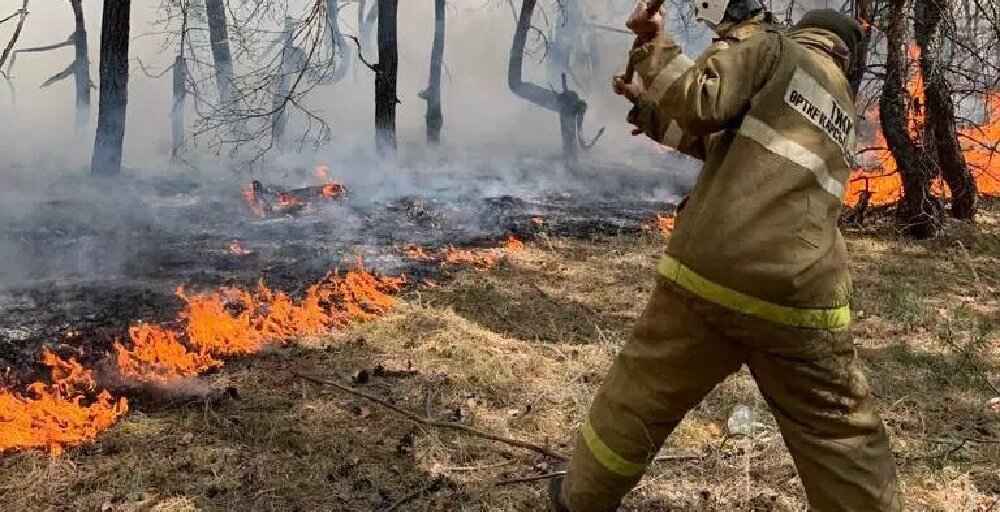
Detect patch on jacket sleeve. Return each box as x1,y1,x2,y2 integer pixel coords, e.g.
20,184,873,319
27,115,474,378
784,68,855,154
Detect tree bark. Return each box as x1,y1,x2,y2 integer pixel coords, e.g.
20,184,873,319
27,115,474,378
849,0,873,95
420,0,445,145
375,0,399,157
509,0,586,164
91,0,131,177
171,54,186,159
326,0,350,82
205,0,234,106
69,0,90,129
0,0,29,70
881,0,941,237
915,0,978,219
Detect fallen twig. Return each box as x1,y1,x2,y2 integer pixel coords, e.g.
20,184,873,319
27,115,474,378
384,476,445,512
495,471,565,486
293,371,567,460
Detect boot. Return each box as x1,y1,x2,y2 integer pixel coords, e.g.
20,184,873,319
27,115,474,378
549,472,571,512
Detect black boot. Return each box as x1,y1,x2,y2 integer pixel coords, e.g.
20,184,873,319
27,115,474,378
549,471,570,512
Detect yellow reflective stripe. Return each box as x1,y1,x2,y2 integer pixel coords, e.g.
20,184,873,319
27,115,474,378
581,419,646,477
657,255,851,330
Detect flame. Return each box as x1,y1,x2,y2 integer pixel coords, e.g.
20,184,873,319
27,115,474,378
242,183,266,217
644,213,675,236
403,237,524,271
322,182,346,199
0,350,129,456
3,262,404,455
229,241,253,256
847,45,1000,206
115,325,222,384
404,244,432,261
503,236,525,252
443,247,501,270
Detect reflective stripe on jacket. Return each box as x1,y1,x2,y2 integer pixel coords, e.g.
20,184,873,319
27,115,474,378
640,28,858,329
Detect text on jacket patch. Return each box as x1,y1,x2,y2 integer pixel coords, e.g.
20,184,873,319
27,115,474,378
784,68,855,154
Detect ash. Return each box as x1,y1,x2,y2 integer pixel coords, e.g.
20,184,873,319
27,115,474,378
0,157,687,377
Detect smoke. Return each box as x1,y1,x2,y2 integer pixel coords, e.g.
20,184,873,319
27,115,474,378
0,0,734,293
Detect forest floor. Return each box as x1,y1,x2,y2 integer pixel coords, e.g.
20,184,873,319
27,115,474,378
1,202,998,512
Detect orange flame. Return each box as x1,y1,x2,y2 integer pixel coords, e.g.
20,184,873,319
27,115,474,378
847,45,1000,206
644,213,675,236
0,350,129,456
322,182,347,199
503,236,525,252
242,183,266,217
115,325,222,384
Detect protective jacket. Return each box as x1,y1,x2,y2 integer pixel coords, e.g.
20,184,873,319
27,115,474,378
630,27,857,330
631,14,774,158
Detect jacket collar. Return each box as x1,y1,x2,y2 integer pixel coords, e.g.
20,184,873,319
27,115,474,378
788,28,851,73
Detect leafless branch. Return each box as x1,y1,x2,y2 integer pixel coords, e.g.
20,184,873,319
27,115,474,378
293,371,568,460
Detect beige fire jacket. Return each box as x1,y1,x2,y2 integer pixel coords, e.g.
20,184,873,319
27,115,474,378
632,28,858,330
630,15,774,158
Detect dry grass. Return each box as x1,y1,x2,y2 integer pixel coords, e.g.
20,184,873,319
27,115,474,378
1,208,998,511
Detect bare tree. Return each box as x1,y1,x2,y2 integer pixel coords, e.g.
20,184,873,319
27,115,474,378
915,0,978,219
91,0,132,176
419,0,446,145
205,0,234,106
325,0,350,82
171,2,190,159
509,0,601,164
880,0,942,237
0,0,30,72
375,0,399,156
6,0,91,129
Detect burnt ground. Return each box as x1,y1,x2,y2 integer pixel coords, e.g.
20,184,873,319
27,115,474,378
0,159,680,383
0,202,996,511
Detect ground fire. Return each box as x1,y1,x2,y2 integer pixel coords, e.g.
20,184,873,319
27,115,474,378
403,236,525,271
2,263,404,455
0,350,129,457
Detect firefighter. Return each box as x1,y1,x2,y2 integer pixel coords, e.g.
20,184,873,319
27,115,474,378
550,5,903,512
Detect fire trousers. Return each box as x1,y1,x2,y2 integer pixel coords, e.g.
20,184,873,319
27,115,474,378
559,278,902,512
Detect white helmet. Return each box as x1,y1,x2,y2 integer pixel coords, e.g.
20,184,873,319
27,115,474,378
693,0,730,25
694,0,764,26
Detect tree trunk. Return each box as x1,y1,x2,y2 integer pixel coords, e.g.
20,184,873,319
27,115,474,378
272,18,294,149
205,0,234,106
509,0,585,164
91,0,131,177
849,0,873,95
421,0,445,145
375,0,399,157
326,0,350,82
881,0,941,237
915,0,978,219
171,54,186,159
69,0,90,130
359,0,378,57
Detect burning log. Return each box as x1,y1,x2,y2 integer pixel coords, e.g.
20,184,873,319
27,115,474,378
242,179,347,217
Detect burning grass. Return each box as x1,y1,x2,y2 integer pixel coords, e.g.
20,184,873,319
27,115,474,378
1,263,405,456
0,207,997,510
0,350,129,457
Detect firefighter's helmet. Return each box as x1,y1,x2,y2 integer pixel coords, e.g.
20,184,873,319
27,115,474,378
693,0,764,25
